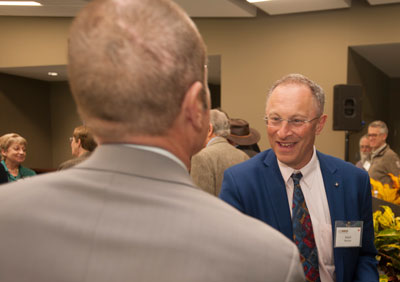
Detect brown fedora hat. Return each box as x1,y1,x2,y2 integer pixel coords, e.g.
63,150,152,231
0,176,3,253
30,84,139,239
227,118,260,146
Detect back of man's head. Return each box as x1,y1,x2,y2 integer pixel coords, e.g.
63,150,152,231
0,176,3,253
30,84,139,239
73,125,97,152
68,0,208,141
210,109,230,138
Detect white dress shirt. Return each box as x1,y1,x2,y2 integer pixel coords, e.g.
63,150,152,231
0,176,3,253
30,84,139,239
277,147,335,282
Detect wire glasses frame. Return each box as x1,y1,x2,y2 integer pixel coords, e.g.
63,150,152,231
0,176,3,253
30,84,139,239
263,116,320,128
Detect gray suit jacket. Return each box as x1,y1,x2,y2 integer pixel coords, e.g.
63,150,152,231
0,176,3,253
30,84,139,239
191,137,249,196
0,144,304,282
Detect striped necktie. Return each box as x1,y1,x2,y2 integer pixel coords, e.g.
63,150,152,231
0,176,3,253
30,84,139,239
291,172,320,282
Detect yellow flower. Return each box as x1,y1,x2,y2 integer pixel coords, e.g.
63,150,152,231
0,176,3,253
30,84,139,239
388,173,400,189
378,206,395,228
395,217,400,231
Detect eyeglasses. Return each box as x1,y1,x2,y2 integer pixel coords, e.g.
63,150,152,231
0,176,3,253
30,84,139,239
69,137,74,143
263,116,320,128
360,145,371,149
367,133,382,138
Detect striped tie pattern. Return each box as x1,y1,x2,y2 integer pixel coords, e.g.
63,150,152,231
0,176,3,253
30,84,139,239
291,172,320,282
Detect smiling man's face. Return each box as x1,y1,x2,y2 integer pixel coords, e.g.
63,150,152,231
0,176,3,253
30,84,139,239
265,83,326,169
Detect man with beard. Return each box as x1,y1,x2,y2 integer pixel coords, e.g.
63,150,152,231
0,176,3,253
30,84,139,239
355,134,371,171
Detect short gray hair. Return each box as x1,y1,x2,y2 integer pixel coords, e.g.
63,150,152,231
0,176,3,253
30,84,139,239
267,74,325,116
359,134,368,145
68,0,207,140
210,109,230,138
368,120,388,134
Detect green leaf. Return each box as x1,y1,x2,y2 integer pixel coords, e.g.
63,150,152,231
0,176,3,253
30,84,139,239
376,229,400,239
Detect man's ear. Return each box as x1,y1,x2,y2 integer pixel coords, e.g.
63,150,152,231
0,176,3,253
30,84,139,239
76,138,82,147
208,123,214,138
316,114,327,135
181,81,208,130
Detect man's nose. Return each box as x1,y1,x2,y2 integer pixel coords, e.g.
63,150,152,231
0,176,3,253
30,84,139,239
276,121,292,138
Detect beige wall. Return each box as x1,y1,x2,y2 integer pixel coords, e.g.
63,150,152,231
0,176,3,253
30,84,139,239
1,2,400,167
0,16,70,67
194,2,400,157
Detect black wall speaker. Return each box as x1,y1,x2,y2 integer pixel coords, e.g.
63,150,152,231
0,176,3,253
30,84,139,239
333,84,363,131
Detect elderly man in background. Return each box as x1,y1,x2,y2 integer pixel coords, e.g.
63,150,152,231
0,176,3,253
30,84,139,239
367,120,400,184
0,1,305,281
191,109,249,196
220,74,378,282
355,134,371,171
59,125,97,170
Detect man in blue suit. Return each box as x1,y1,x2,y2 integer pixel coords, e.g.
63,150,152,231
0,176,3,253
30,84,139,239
220,74,378,282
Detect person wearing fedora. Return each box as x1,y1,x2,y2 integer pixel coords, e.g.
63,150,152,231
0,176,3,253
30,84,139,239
227,118,261,158
191,109,250,196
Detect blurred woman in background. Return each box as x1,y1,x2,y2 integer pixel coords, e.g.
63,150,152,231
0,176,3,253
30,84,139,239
0,133,36,182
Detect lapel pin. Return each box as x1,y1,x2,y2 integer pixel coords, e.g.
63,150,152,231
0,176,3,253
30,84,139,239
334,182,339,187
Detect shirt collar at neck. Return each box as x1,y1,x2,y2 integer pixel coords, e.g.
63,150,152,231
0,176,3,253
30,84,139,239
372,143,387,156
277,146,318,188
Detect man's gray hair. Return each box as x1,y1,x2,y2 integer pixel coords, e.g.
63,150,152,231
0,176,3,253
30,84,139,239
67,0,207,140
210,109,230,138
359,134,369,145
368,120,388,134
267,74,325,116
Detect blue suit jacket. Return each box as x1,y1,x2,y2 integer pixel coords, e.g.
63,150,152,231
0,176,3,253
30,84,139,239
220,149,378,282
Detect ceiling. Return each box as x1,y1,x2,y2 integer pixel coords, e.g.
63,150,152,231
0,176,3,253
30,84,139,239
0,0,400,17
1,0,400,82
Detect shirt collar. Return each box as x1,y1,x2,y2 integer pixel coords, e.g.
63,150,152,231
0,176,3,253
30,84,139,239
371,143,387,158
1,160,21,181
277,146,318,189
123,144,187,171
206,136,219,147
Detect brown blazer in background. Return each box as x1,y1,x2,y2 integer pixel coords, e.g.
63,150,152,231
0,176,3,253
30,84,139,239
369,144,400,184
58,151,92,170
190,136,249,196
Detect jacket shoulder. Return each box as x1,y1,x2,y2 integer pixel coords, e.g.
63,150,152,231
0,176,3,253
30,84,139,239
317,151,369,177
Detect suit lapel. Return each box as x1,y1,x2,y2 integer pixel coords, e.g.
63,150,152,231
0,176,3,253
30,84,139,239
262,150,293,239
317,151,345,282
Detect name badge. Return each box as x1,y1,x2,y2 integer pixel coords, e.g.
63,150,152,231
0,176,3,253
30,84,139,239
334,221,363,248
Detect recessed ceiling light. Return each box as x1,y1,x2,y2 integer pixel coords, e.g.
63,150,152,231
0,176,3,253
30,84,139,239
246,0,270,3
0,1,42,6
48,72,58,77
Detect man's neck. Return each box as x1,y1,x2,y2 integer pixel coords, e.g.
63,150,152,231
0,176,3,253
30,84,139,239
372,143,387,154
98,135,194,171
77,148,89,157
